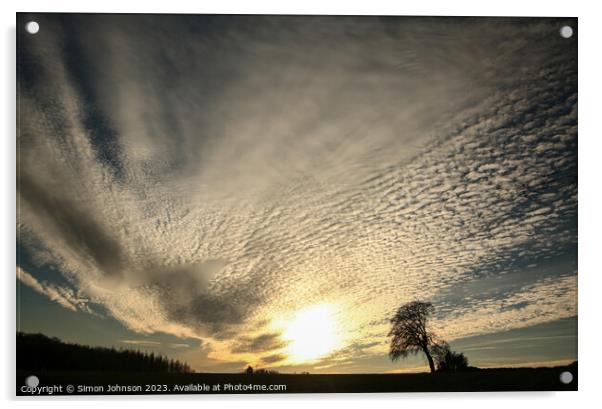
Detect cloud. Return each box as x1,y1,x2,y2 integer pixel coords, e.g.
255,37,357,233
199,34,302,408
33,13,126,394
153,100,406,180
17,15,577,370
260,354,288,364
432,274,578,340
120,340,191,349
231,333,288,354
477,359,576,369
17,266,96,314
18,175,125,280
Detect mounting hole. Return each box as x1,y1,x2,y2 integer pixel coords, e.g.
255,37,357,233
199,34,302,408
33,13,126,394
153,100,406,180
25,21,39,35
559,371,573,384
25,375,39,388
559,25,573,39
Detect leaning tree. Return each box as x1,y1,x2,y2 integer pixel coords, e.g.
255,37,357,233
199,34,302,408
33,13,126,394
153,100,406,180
388,301,439,373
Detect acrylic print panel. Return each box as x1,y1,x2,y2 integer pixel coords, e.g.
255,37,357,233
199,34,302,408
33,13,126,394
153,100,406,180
16,13,577,395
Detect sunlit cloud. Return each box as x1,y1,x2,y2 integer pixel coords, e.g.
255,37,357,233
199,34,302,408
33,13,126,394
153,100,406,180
17,266,96,315
120,340,192,349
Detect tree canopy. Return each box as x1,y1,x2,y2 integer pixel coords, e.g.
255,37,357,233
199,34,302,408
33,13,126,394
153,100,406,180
388,301,438,373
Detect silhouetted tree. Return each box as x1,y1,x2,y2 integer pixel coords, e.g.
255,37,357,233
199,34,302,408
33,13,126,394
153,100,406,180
431,343,469,372
245,365,254,375
388,301,438,373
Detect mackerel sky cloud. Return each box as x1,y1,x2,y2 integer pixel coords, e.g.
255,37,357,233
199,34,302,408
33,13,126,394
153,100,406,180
17,14,577,372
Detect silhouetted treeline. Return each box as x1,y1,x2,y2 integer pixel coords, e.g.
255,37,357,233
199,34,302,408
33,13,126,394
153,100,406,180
243,366,280,375
254,369,281,375
17,332,192,373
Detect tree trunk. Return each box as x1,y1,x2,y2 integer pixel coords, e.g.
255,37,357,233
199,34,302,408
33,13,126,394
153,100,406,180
423,346,436,374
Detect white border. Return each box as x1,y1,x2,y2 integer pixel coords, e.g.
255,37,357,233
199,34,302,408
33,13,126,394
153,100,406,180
3,1,601,408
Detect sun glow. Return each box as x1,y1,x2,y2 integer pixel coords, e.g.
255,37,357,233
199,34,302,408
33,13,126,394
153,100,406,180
283,304,340,362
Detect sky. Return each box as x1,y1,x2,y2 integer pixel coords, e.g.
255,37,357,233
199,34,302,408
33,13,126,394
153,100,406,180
16,14,577,373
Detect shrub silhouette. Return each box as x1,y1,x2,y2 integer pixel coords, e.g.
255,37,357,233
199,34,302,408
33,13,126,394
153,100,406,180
431,342,469,372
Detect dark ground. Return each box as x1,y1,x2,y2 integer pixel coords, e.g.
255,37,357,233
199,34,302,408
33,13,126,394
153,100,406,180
17,365,577,395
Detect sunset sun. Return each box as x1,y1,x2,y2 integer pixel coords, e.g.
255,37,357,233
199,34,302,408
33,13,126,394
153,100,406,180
283,304,340,362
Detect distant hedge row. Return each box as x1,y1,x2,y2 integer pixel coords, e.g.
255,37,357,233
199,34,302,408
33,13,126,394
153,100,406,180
17,332,192,373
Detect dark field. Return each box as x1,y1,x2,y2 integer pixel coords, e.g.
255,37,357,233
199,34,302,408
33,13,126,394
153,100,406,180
17,366,577,395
